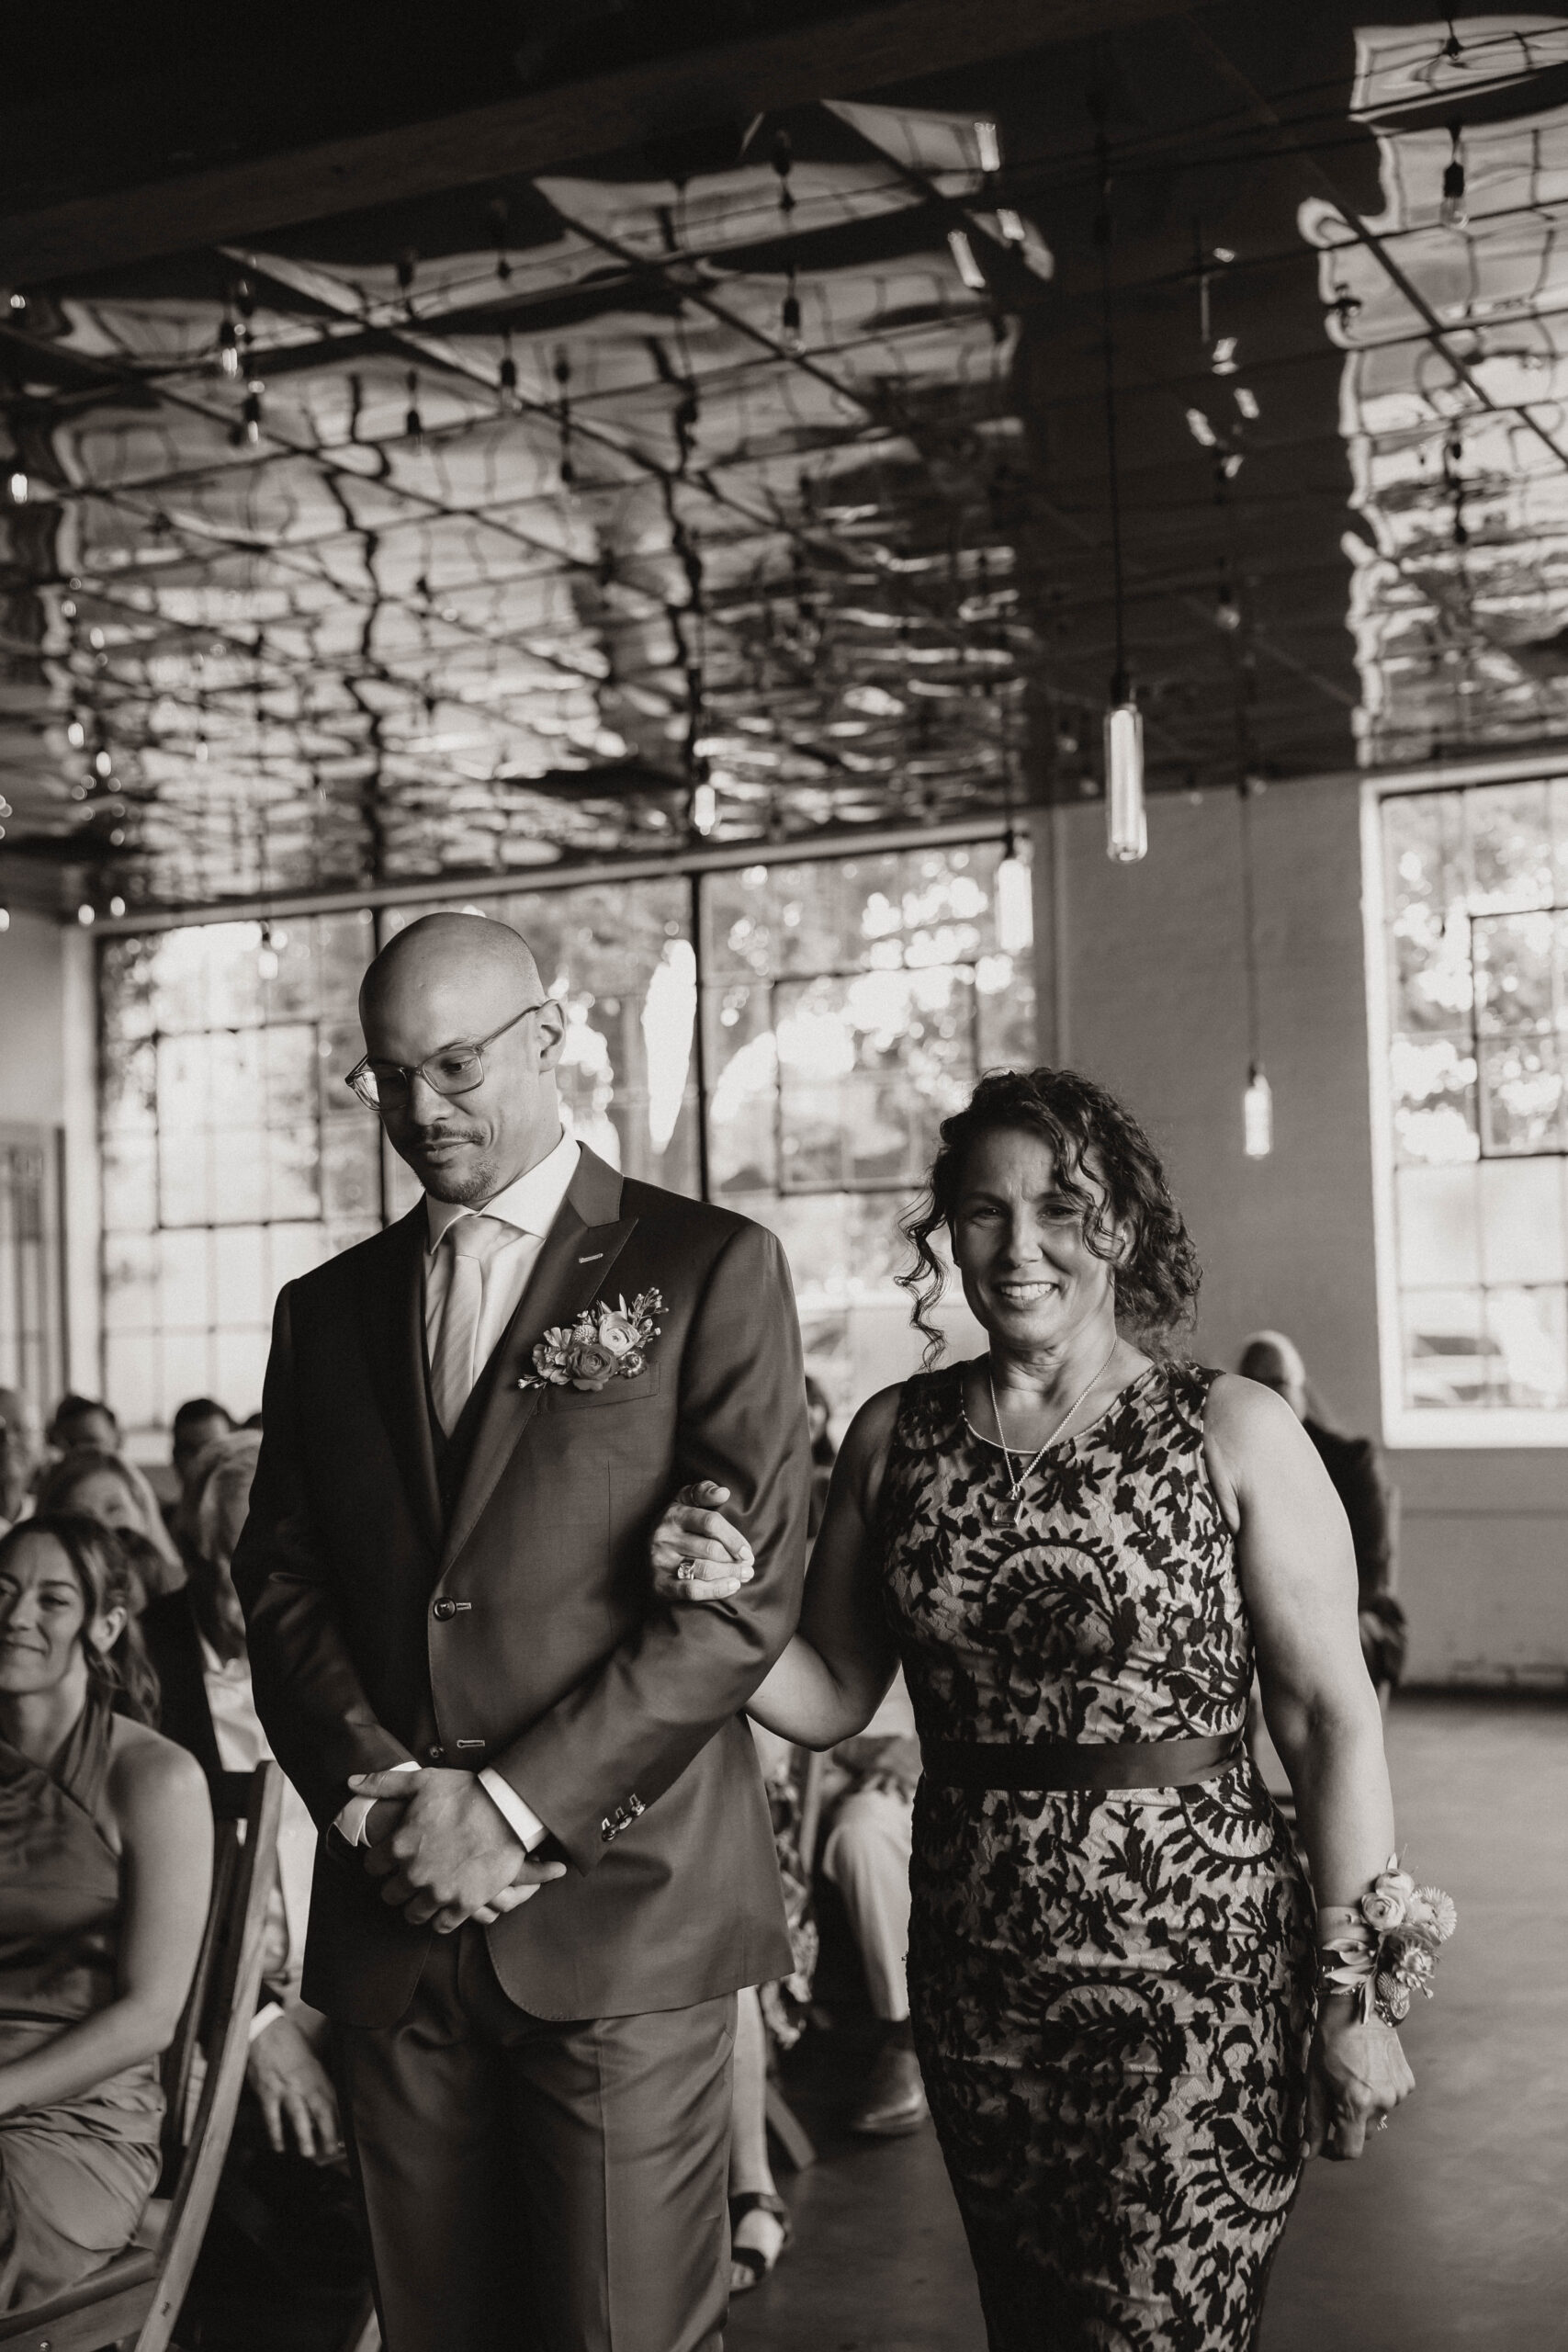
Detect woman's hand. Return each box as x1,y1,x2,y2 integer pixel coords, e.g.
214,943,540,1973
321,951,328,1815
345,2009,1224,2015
649,1481,754,1603
1304,2002,1416,2160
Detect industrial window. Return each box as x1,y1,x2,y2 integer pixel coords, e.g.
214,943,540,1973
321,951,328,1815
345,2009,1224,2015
96,839,1032,1446
1370,775,1568,1444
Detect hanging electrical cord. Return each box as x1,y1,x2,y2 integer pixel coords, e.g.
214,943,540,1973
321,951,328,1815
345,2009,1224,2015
1093,95,1146,864
1237,777,1272,1158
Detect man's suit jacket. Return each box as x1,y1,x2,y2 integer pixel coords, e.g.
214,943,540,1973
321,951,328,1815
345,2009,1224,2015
231,1145,812,2030
1303,1420,1393,1600
141,1587,254,1822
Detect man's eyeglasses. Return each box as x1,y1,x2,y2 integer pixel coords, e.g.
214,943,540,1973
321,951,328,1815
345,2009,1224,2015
345,1000,550,1112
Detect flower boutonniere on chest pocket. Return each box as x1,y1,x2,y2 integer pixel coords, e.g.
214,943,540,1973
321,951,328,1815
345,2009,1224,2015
520,1290,665,1395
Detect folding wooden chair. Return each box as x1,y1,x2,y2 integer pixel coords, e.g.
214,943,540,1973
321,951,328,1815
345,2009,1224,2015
0,1759,284,2352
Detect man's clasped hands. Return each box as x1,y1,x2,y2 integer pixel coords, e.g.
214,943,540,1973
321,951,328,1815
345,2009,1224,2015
348,1769,567,1935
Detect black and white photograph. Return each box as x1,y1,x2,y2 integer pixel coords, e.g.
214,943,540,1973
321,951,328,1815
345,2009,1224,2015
0,6,1562,2349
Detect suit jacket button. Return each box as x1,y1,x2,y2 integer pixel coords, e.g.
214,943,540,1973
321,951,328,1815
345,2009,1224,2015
432,1598,457,1622
427,1744,446,1763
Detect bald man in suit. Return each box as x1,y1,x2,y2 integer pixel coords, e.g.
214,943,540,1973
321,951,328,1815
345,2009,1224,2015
235,914,812,2352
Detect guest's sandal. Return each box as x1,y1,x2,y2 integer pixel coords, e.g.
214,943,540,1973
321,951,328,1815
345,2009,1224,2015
729,2190,793,2293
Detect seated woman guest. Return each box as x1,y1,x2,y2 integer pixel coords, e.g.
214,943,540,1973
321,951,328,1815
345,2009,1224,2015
37,1447,185,1600
651,1067,1440,2352
0,1514,211,2310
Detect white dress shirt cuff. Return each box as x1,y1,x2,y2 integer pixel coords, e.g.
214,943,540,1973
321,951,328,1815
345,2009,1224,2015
248,2001,286,2044
479,1769,550,1852
335,1758,420,1848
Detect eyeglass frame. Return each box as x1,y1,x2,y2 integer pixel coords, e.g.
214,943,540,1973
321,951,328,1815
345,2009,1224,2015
344,998,552,1111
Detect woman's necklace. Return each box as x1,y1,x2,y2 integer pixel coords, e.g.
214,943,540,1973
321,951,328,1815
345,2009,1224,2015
985,1341,1121,1528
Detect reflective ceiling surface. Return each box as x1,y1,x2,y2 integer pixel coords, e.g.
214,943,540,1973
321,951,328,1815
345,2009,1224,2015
4,6,1568,913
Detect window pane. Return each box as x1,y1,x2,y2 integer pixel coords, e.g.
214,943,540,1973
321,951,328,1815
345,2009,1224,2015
1402,1289,1493,1411
1485,1287,1568,1408
1478,1159,1566,1285
103,1234,158,1332
214,1328,271,1420
213,1227,267,1328
1395,1165,1480,1288
102,1134,158,1235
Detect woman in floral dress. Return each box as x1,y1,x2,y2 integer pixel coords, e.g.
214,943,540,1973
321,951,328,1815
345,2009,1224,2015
651,1068,1415,2351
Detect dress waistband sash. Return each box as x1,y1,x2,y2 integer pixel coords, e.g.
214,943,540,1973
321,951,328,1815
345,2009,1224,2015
924,1731,1242,1792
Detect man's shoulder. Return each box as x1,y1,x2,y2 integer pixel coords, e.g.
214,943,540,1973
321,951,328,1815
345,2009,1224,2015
619,1178,780,1258
288,1215,416,1305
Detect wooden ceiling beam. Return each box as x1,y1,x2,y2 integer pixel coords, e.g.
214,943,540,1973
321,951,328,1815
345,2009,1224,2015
0,0,1195,286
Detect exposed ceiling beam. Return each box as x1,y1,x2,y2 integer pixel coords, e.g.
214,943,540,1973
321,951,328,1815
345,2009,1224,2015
0,0,1197,286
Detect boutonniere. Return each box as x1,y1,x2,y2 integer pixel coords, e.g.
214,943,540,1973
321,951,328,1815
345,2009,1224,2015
520,1289,665,1394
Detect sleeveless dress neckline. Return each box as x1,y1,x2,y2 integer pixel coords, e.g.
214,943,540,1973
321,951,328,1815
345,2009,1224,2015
957,1356,1160,1465
878,1354,1314,2352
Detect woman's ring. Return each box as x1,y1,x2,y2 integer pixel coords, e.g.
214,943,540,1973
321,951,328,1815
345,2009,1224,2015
1374,2114,1389,2132
675,1559,698,1582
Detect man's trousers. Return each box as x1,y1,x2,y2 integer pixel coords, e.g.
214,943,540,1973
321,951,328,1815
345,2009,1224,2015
336,1927,736,2352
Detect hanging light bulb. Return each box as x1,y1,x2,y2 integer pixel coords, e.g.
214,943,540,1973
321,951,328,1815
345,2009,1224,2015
690,779,716,835
108,894,126,918
499,331,518,412
66,718,85,748
0,906,9,933
405,370,423,445
995,834,1032,955
1441,123,1468,228
76,901,96,927
218,316,240,378
7,467,28,504
242,381,263,446
948,228,987,292
1104,698,1147,863
1243,1063,1273,1158
781,264,802,352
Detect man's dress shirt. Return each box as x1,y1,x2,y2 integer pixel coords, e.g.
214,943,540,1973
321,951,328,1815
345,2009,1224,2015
197,1632,318,2035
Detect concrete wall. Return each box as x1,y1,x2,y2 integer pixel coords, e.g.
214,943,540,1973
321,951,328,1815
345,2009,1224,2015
1033,778,1568,1689
0,910,100,1398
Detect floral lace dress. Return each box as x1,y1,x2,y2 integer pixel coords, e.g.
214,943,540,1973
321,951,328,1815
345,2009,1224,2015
881,1361,1314,2352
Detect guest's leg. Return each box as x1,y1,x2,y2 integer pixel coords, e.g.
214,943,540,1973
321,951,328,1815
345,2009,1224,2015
824,1788,927,2136
477,1955,736,2352
728,1985,787,2292
821,1786,912,2021
333,1935,513,2352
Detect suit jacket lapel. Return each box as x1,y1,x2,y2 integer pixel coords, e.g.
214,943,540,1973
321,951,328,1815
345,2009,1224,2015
352,1206,442,1555
437,1147,636,1577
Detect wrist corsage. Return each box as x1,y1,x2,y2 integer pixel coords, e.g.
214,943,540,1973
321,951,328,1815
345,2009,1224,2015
1317,1857,1457,2027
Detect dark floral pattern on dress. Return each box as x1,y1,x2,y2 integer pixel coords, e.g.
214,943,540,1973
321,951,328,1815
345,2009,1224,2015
881,1361,1314,2352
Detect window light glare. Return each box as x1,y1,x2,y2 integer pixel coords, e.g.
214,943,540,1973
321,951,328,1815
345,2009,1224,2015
1104,703,1147,864
947,229,987,292
1244,1065,1273,1159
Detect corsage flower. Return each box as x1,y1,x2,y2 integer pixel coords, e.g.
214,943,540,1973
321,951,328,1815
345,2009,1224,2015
1318,1852,1457,2029
521,1291,665,1395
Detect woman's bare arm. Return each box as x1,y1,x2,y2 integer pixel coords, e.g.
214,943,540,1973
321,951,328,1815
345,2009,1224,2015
1206,1374,1413,2159
0,1726,213,2118
649,1388,902,1747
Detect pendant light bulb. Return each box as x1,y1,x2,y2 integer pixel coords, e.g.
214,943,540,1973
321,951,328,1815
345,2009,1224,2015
996,842,1032,956
7,468,28,505
1244,1063,1273,1159
690,781,716,835
1104,700,1147,863
1440,125,1468,229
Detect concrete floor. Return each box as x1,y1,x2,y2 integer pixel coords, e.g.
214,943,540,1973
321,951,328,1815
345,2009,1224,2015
729,1697,1568,2352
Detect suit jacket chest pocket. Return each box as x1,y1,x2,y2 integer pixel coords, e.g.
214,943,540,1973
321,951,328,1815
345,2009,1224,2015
542,1363,660,1414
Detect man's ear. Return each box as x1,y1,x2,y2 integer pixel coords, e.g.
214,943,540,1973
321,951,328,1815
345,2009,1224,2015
535,999,568,1074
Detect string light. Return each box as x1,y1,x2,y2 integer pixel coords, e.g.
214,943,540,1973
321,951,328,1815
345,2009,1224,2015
108,895,126,918
1104,704,1147,862
405,369,423,445
218,315,240,378
6,467,28,504
1238,781,1271,1157
242,380,263,446
948,229,987,292
996,832,1033,955
76,901,96,926
690,779,716,834
0,907,8,933
1441,123,1468,229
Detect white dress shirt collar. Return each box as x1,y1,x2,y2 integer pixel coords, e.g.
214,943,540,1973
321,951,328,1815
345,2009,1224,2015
424,1129,581,1255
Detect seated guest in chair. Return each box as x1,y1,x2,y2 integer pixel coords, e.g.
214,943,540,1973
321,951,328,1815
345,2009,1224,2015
141,1434,368,2352
37,1448,186,1600
1236,1334,1406,1702
0,1515,211,2311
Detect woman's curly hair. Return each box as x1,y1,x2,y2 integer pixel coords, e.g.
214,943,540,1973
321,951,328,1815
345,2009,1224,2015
897,1067,1201,1363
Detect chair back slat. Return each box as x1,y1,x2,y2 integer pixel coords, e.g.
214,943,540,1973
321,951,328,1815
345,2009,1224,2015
158,1821,241,2170
133,1759,284,2352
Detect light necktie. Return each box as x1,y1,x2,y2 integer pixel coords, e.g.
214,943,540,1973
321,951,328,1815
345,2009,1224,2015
432,1215,512,1434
